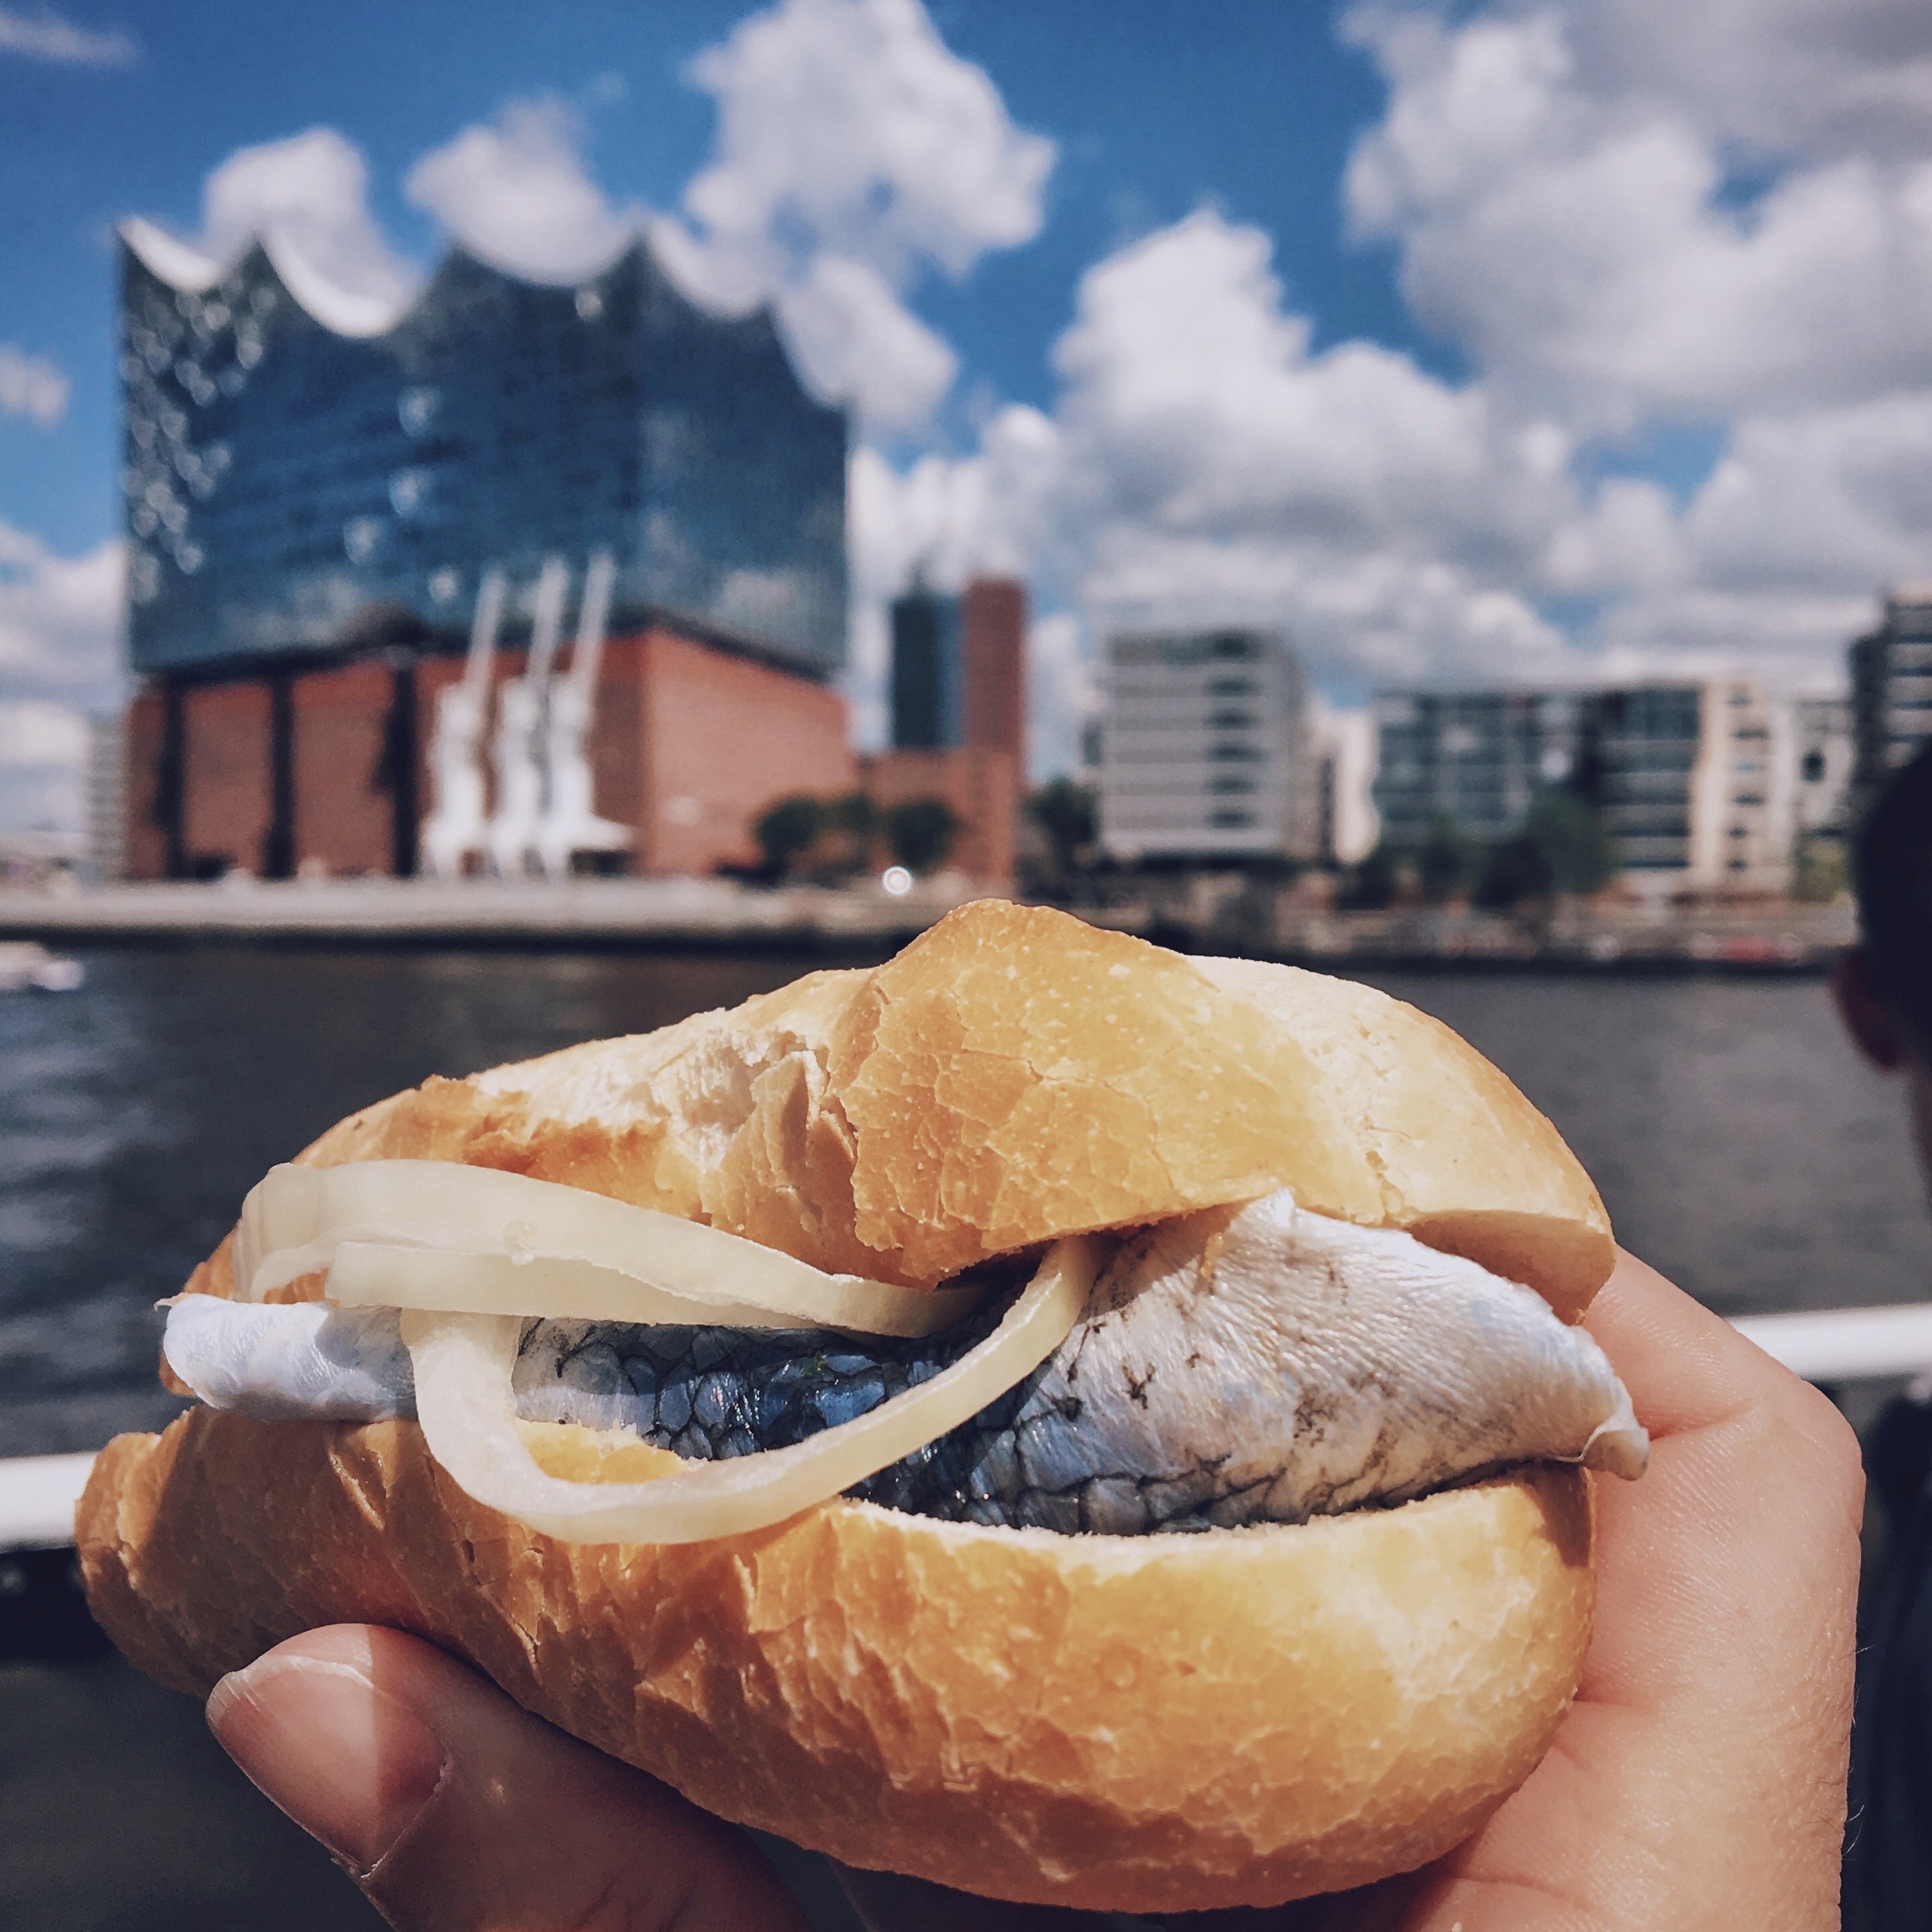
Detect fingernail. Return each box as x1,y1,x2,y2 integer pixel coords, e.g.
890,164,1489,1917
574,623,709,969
207,1651,448,1875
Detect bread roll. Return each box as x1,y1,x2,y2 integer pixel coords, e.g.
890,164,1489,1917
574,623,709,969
79,900,1614,1909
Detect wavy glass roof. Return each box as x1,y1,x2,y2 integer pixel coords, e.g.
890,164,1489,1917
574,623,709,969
119,221,848,678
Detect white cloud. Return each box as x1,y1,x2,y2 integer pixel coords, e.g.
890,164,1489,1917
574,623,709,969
0,523,122,709
661,0,1054,430
195,128,421,315
405,97,635,281
1344,5,1932,423
0,345,67,427
772,254,958,431
681,0,1053,283
0,526,119,832
0,699,89,832
0,5,135,66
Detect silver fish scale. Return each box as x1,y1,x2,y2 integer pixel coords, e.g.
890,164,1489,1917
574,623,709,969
510,1191,1647,1535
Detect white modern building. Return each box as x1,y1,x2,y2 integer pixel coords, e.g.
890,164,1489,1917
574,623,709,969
1099,629,1318,862
1587,676,1797,895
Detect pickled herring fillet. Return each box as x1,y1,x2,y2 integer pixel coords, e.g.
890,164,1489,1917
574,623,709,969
508,1191,1646,1533
163,1192,1645,1537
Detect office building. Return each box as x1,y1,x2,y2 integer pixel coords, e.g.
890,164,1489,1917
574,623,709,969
888,582,961,750
1791,696,1853,837
961,576,1027,764
114,220,853,879
876,574,1026,885
1371,691,1586,848
1099,629,1317,861
1582,677,1794,894
1850,587,1932,811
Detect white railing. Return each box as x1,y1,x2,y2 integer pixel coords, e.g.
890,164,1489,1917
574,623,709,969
1,1451,99,1552
4,1303,1931,1553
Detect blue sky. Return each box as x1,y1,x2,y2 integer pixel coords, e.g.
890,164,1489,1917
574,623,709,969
5,0,1932,821
0,0,1418,556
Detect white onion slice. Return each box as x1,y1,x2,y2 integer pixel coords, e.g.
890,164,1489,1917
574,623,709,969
236,1160,975,1338
328,1243,807,1331
401,1235,1100,1545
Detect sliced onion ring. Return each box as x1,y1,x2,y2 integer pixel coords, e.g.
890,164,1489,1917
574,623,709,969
401,1235,1101,1545
328,1243,811,1331
236,1160,976,1338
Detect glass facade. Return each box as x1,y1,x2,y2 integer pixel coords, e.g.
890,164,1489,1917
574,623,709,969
888,584,962,748
1850,591,1932,807
1371,690,1584,847
1582,684,1702,871
121,235,848,678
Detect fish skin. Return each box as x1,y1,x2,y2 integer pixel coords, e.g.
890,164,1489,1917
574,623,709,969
511,1192,1647,1535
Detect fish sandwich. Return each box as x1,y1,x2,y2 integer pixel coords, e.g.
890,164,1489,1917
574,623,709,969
79,900,1645,1913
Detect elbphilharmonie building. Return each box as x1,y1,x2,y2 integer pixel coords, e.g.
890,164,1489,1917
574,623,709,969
121,222,848,677
115,220,857,882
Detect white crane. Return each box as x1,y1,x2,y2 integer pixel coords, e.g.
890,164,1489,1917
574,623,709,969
419,566,504,880
487,556,569,878
536,548,631,878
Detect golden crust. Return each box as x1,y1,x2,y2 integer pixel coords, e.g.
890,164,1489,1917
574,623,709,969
77,1411,1592,1913
1192,957,1615,1320
89,902,1618,1909
254,902,1607,1309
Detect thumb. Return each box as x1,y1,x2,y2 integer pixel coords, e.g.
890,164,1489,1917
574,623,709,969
206,1623,807,1932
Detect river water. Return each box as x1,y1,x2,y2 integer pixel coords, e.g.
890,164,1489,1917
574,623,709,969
1,946,1927,1457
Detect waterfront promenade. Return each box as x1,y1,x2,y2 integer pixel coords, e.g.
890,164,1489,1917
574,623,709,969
0,874,1858,967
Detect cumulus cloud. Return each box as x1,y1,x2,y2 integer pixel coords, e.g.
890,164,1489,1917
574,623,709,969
0,4,135,66
406,97,636,281
1344,4,1932,422
680,0,1054,282
0,525,121,831
660,0,1054,429
191,127,421,314
0,699,89,831
0,345,67,427
0,523,122,709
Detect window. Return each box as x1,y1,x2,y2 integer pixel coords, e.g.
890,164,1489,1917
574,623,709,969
1801,750,1826,782
1209,808,1254,827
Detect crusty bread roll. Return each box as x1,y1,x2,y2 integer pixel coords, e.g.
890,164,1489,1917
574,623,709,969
79,900,1613,1911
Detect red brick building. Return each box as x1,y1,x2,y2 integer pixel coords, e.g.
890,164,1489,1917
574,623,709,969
121,627,854,882
863,574,1027,886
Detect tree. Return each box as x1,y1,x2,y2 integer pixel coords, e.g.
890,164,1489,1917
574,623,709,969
751,795,823,880
884,797,961,874
1523,789,1615,897
1418,816,1480,903
1027,778,1097,877
1476,833,1554,910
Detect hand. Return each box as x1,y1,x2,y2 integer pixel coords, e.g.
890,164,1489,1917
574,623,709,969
206,1252,1863,1932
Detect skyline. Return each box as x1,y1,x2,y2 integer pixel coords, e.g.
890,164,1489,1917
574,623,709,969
5,0,1932,831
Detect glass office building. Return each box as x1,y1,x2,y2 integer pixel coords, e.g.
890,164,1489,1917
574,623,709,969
119,225,848,678
1371,691,1586,848
1850,588,1932,810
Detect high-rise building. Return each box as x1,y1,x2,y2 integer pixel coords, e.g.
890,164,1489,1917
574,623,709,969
1099,629,1316,861
1371,691,1586,848
962,576,1026,765
888,582,961,750
1849,587,1932,811
878,574,1027,885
